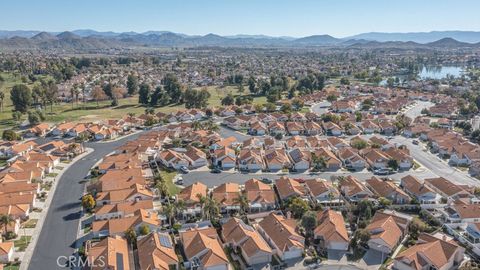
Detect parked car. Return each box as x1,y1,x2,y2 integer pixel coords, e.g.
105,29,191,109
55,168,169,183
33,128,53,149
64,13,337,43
260,178,272,184
374,168,394,175
412,139,419,145
179,166,189,174
176,177,183,185
211,167,222,174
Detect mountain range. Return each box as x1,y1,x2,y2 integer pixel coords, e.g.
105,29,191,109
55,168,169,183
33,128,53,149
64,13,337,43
0,30,479,51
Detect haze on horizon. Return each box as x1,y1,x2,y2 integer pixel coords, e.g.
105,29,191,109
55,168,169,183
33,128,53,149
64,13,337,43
2,0,480,38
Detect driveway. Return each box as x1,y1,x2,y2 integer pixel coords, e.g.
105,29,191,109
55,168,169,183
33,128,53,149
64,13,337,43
359,249,387,270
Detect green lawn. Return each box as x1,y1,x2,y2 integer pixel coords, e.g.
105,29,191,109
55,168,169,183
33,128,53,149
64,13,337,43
159,169,180,195
21,219,38,229
0,73,267,131
14,236,32,251
4,263,20,270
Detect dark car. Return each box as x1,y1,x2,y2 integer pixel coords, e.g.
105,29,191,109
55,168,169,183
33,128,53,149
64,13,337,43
211,168,222,174
260,178,272,184
412,140,419,145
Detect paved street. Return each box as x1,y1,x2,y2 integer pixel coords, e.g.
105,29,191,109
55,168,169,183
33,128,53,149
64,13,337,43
27,132,143,270
310,101,332,115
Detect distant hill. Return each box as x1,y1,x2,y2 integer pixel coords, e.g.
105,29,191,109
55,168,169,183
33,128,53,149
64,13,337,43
346,31,480,44
0,29,479,51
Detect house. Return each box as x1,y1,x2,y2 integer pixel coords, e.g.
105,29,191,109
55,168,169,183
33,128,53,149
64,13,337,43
275,177,308,201
244,179,276,212
256,212,305,261
286,122,304,136
366,211,411,254
323,122,343,136
94,199,154,220
337,147,367,171
212,183,240,213
238,149,265,172
360,120,380,134
249,121,267,135
92,209,161,237
264,149,291,171
85,236,130,270
393,233,464,270
184,146,208,168
177,182,208,217
303,122,323,136
95,184,153,205
0,241,14,263
314,210,349,251
268,122,286,136
384,148,413,170
158,149,190,170
212,147,236,170
288,148,311,171
424,177,473,200
400,175,440,204
26,123,51,137
222,217,273,266
361,148,390,170
50,122,75,136
312,148,341,171
441,203,480,224
338,175,373,202
305,179,341,205
366,177,411,204
137,232,179,270
180,226,230,270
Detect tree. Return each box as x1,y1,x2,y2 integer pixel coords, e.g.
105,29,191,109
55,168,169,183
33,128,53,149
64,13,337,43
124,227,137,248
378,197,392,207
247,76,257,94
233,193,249,216
139,224,150,235
10,84,32,113
162,203,176,226
326,94,337,102
388,159,399,171
408,217,429,240
27,110,42,125
91,86,107,107
301,211,317,237
351,139,368,150
0,91,5,112
264,102,276,112
221,94,234,106
102,82,113,99
81,194,96,211
2,130,17,141
287,197,310,218
0,214,15,236
126,74,138,95
138,83,150,105
340,77,350,85
280,103,292,113
291,98,304,111
162,74,183,104
204,197,220,221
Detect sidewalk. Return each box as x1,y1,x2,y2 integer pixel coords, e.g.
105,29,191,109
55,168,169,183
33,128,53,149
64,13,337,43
19,148,94,270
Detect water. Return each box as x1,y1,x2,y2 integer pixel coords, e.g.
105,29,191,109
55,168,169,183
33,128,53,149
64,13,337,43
418,66,464,80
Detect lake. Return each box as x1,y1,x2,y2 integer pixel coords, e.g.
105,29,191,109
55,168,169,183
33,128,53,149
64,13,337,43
418,65,464,80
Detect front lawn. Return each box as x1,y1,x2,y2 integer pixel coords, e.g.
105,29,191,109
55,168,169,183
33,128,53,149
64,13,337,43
14,236,32,251
21,219,38,229
159,169,180,195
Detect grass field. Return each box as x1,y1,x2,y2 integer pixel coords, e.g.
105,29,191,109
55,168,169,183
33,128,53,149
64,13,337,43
0,72,266,130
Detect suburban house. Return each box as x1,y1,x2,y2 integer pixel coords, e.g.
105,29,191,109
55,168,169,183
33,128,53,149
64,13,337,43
366,211,411,254
275,177,308,201
366,177,411,204
305,179,342,205
244,179,276,212
400,175,441,204
393,232,464,270
137,232,180,270
314,210,349,251
177,182,208,217
85,236,130,270
338,175,373,202
180,226,230,270
211,182,241,213
424,177,473,200
256,212,305,261
222,217,273,266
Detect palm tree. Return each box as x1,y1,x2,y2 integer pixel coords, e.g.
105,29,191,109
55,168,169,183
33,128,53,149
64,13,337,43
196,194,207,219
192,121,202,131
204,197,220,221
156,181,169,200
161,204,176,226
0,214,15,236
234,193,249,216
0,91,4,112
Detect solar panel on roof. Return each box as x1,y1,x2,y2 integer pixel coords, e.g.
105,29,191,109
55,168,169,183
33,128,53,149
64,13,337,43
159,234,172,248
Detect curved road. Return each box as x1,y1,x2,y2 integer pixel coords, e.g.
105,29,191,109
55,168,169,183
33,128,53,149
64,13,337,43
27,132,143,270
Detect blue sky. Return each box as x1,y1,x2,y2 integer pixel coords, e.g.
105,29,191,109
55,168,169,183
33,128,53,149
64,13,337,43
2,0,479,37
